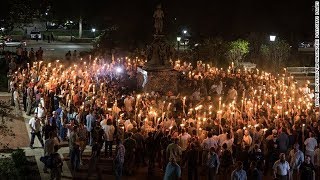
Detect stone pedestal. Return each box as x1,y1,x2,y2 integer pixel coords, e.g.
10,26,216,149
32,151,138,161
137,68,179,94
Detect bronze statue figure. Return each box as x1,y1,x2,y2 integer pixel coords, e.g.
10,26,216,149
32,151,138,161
153,4,164,34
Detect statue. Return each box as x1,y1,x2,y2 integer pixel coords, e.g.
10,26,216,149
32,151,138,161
153,4,164,34
138,5,179,94
143,4,172,70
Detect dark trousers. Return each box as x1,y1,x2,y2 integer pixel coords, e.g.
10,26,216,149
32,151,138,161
30,131,44,147
50,167,62,180
87,131,93,146
276,174,288,180
105,141,113,157
124,152,135,175
59,127,66,140
188,166,198,180
23,96,27,111
208,167,217,180
135,148,145,166
70,148,80,171
26,98,32,115
115,162,123,180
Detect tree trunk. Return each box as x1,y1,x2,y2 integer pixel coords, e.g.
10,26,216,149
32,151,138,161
79,16,82,38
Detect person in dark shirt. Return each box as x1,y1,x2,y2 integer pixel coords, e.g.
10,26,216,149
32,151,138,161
49,111,59,131
248,161,262,180
145,132,156,175
133,129,145,166
161,131,172,170
249,144,265,170
123,132,137,175
186,143,198,180
220,143,234,174
300,155,315,180
91,122,104,157
43,118,54,140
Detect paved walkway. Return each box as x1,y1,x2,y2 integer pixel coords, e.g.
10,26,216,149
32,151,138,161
0,91,85,180
22,112,75,180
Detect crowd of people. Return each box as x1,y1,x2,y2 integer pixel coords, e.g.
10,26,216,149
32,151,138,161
7,55,320,180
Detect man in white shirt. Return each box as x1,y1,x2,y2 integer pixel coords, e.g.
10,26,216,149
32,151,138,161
227,86,238,102
124,96,133,114
102,119,115,157
100,115,109,128
202,132,218,166
242,130,252,150
179,129,191,152
35,103,46,120
124,119,132,131
218,131,228,147
304,132,318,164
29,114,44,149
288,143,304,179
273,153,290,180
13,88,20,115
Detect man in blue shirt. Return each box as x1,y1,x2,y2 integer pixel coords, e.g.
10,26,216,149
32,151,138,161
164,157,181,180
86,110,95,146
207,147,220,180
231,161,247,180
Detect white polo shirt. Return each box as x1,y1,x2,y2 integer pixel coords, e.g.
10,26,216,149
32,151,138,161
29,117,41,133
304,137,318,152
288,149,304,169
273,160,290,176
13,90,19,100
35,107,45,118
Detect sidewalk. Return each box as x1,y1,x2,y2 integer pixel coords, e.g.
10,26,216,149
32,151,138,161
0,102,92,180
22,112,76,180
0,92,10,97
25,40,92,45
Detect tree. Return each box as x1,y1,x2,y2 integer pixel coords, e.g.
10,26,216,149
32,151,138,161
260,39,291,72
4,0,38,31
246,32,266,64
227,39,249,66
0,100,15,149
197,37,229,66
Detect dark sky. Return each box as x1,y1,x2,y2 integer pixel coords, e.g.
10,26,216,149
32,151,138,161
0,0,314,39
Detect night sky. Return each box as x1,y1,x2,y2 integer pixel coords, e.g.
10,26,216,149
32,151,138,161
0,0,315,40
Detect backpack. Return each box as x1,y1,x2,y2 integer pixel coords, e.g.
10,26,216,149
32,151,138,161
42,153,60,169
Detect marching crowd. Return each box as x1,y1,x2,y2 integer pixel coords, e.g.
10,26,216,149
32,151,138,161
6,55,320,180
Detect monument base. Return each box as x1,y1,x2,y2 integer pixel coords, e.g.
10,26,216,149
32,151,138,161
137,68,179,95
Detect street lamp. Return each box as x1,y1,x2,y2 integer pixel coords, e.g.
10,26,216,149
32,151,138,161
183,30,187,34
177,36,181,51
269,35,276,42
92,28,96,38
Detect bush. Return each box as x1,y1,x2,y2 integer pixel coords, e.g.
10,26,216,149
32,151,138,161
0,74,8,90
11,149,28,176
0,158,18,178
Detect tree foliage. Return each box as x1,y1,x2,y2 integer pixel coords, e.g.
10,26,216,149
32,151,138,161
197,37,229,66
246,32,266,62
227,39,250,66
260,40,291,72
1,0,38,32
